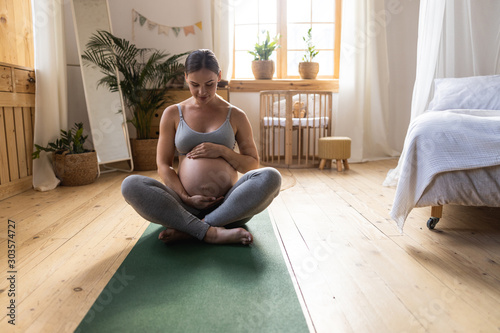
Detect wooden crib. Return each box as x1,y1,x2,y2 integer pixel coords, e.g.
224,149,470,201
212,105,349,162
259,90,333,168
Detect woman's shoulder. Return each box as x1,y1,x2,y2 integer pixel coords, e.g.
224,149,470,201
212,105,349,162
228,103,248,120
160,104,181,125
163,104,180,116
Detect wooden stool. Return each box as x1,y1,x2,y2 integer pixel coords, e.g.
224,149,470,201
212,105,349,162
318,137,351,171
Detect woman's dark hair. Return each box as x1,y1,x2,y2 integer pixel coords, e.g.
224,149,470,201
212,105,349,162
184,49,220,75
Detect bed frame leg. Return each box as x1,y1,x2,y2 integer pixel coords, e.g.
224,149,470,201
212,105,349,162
427,205,443,230
431,205,443,218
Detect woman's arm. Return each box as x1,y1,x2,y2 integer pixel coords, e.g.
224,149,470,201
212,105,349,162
157,105,188,200
186,107,259,173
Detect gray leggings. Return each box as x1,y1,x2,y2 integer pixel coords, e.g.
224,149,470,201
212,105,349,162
121,167,281,240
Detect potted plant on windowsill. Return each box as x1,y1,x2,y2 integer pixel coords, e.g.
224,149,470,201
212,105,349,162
82,30,188,171
249,31,280,80
32,122,98,186
299,28,319,79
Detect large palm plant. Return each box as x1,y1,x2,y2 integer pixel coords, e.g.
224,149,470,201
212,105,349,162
82,30,188,139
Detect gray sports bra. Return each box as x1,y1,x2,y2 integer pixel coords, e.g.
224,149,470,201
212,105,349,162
174,104,236,155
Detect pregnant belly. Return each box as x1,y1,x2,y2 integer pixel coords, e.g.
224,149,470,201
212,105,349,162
178,157,238,197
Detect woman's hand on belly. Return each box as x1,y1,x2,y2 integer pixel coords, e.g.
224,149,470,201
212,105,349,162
186,142,223,160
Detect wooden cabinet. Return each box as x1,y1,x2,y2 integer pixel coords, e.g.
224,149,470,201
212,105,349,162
0,62,36,200
150,88,229,138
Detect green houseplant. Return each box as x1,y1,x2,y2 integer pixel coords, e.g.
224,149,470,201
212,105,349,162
32,122,98,186
249,31,280,79
82,30,188,170
299,28,320,79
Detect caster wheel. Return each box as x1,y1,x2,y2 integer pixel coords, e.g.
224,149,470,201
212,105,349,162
427,217,439,230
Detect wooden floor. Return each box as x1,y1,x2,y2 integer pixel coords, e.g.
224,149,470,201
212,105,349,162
1,159,500,332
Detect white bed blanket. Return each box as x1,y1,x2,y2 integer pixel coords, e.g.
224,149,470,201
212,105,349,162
263,117,329,128
390,109,500,231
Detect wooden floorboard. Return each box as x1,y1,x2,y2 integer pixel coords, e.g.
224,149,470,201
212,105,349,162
1,161,500,332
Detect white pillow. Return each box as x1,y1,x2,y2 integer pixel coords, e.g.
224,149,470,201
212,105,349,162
268,93,330,117
428,75,500,111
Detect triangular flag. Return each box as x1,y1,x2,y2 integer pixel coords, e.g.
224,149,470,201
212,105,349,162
195,21,202,31
184,25,195,36
147,20,157,30
139,14,146,26
158,25,170,36
172,27,181,37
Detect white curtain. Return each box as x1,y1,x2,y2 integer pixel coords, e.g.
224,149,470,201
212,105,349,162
336,0,399,162
211,0,234,80
32,0,68,191
384,0,500,186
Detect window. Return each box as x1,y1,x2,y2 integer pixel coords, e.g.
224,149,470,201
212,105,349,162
233,0,341,80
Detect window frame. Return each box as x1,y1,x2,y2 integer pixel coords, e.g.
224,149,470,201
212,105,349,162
231,0,342,81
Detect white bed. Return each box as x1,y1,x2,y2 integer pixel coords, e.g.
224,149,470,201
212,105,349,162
390,75,500,231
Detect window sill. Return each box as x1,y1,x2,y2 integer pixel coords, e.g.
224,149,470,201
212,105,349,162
228,79,339,93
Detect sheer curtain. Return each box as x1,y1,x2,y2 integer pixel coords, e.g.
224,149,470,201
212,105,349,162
32,0,68,191
384,0,500,186
336,0,399,162
211,0,234,80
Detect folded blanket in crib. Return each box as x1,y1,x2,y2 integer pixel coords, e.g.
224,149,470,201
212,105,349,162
390,109,500,232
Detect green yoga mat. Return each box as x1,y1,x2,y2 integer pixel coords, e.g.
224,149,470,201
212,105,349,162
76,211,309,333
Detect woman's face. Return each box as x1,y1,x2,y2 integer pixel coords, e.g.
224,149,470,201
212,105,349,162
185,68,221,104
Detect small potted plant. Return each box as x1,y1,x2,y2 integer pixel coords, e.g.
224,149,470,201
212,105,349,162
299,28,319,79
82,30,188,170
32,122,98,186
249,31,280,80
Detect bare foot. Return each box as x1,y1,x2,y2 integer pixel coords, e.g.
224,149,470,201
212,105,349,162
203,226,253,245
158,228,194,244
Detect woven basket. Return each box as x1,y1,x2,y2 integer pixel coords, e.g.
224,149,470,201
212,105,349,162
53,151,98,186
130,138,158,171
299,62,319,79
252,60,275,79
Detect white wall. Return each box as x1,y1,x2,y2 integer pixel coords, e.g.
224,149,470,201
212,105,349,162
107,0,212,54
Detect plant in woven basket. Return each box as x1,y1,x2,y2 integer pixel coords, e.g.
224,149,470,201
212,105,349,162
32,122,91,158
299,28,320,79
249,31,280,79
81,30,188,140
32,122,98,186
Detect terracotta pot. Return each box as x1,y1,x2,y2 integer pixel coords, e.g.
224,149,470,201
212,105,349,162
53,151,98,186
130,138,158,171
298,62,319,79
251,60,275,79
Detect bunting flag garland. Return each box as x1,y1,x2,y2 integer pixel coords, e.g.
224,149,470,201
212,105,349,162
172,27,181,37
158,25,170,36
183,25,195,36
132,9,202,41
147,21,157,31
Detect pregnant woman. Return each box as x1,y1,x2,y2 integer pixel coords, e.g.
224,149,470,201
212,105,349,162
121,49,281,245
